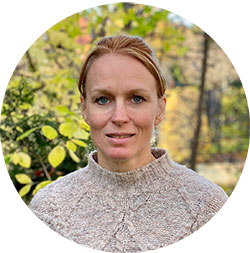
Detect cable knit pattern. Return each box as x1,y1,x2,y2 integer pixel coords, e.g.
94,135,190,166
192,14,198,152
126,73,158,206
30,148,228,252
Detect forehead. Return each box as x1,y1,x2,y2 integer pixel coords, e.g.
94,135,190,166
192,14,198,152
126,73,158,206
85,53,157,93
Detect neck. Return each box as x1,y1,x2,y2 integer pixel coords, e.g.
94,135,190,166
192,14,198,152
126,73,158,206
96,150,156,173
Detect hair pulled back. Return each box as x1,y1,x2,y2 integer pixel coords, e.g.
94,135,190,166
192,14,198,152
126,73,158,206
78,35,166,98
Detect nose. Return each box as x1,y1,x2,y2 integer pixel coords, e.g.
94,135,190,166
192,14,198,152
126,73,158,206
111,101,129,125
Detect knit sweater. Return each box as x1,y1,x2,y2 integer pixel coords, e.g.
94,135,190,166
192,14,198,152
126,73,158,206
30,148,228,252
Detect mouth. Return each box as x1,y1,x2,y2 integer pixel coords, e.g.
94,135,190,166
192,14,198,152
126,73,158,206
106,133,135,139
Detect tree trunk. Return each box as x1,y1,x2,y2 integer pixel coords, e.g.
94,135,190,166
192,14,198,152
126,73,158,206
190,32,210,171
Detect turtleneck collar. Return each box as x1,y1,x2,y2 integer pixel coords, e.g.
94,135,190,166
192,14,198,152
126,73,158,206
85,148,175,188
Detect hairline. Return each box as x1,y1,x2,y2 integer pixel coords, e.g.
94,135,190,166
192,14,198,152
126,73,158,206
78,36,166,99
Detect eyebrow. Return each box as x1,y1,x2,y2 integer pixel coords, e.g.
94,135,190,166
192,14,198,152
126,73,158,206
90,88,151,95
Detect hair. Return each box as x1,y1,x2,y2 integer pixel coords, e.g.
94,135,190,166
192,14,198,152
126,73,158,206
78,35,166,98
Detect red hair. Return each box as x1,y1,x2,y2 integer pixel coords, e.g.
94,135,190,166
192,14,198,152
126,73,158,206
78,35,166,98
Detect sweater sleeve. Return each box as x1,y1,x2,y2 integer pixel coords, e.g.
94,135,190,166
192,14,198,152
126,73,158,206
193,186,228,231
29,184,64,233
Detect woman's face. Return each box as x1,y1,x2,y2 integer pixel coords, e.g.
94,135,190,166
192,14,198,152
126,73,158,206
81,53,166,171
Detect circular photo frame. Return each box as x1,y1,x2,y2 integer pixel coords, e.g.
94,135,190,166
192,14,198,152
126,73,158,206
0,1,249,253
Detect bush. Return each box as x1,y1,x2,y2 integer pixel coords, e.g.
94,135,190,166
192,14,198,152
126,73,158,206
1,78,93,204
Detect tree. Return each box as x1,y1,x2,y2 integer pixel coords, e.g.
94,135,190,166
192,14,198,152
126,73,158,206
190,32,210,171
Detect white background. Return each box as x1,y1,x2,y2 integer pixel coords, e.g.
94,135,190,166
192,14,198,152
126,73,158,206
0,0,249,252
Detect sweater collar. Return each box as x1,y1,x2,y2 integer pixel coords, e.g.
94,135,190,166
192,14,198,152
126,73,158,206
86,148,173,187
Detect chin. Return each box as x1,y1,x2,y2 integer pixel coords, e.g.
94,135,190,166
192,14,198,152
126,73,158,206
106,148,132,162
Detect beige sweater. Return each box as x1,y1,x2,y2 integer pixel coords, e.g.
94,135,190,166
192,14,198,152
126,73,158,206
30,148,228,252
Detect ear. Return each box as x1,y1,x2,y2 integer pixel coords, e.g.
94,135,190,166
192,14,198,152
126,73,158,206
154,96,166,126
80,95,89,124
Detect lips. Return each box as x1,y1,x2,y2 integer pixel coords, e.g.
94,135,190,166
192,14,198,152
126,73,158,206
106,133,135,139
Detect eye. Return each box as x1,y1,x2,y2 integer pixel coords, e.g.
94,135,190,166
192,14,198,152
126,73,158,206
96,96,109,105
132,95,144,104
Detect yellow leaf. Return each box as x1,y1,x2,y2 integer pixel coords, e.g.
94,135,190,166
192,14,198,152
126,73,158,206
19,103,31,110
71,139,87,147
19,152,31,168
66,141,77,152
78,119,90,131
69,150,80,163
32,180,52,195
59,122,77,138
15,173,32,184
16,126,23,133
19,184,32,197
12,153,20,165
73,128,89,140
42,125,58,140
48,145,66,168
56,105,69,115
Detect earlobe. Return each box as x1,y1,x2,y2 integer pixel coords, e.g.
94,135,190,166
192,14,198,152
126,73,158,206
155,97,166,126
80,95,84,104
80,95,89,124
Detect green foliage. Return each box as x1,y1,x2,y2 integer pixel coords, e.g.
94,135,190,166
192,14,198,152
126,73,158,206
207,83,249,160
1,78,91,204
220,84,249,156
83,3,185,55
17,127,40,141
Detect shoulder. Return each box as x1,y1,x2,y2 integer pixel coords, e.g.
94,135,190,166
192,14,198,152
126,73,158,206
173,160,227,198
30,167,89,217
162,152,228,217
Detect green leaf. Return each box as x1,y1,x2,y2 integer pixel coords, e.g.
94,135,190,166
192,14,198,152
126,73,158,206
73,128,89,140
18,152,31,168
4,155,11,165
15,173,32,184
69,150,80,163
48,145,66,168
71,139,87,147
59,122,77,138
66,141,77,152
16,127,39,141
42,125,58,140
163,41,170,52
19,184,32,197
177,46,188,56
32,180,52,195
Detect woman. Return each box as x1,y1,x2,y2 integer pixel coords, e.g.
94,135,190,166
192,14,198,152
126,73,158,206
30,35,228,252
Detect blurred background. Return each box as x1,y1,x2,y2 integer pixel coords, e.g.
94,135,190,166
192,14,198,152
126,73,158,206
0,3,249,204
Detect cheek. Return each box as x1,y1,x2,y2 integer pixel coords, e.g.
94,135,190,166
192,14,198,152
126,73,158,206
87,114,109,145
86,107,107,128
134,113,156,132
88,120,104,147
88,118,105,131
